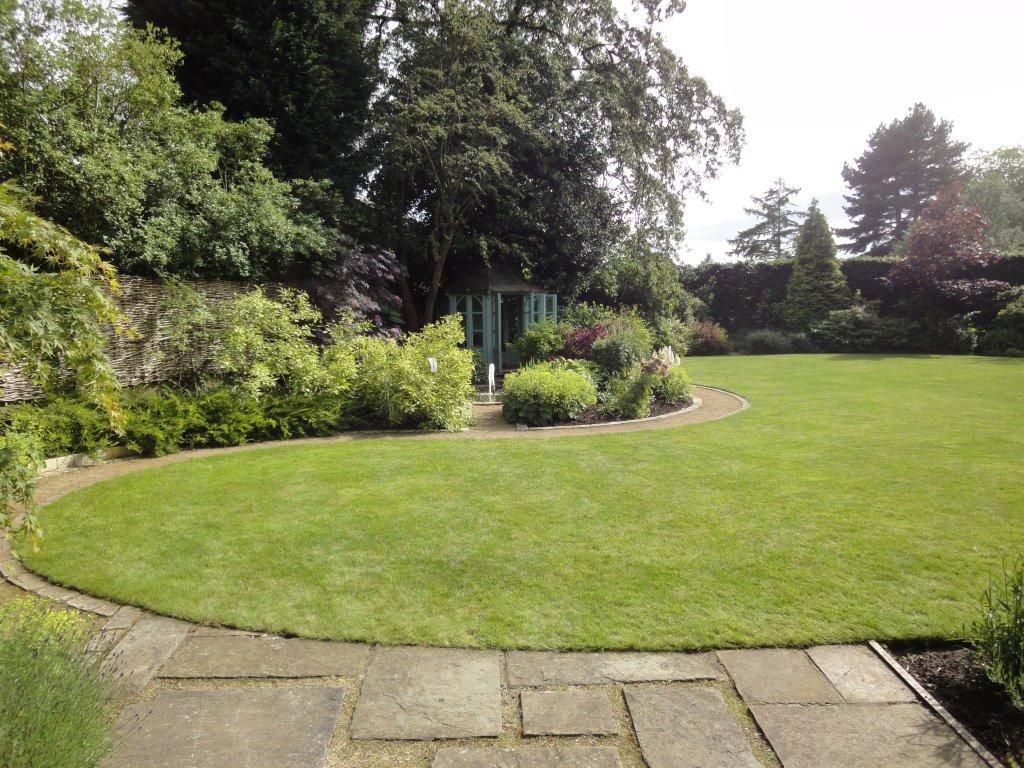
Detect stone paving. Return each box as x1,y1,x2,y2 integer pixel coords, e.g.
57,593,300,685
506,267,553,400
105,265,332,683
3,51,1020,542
0,537,997,768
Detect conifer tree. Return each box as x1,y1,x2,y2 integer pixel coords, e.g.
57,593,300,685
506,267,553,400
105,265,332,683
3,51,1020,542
784,202,850,330
728,178,805,261
839,103,967,255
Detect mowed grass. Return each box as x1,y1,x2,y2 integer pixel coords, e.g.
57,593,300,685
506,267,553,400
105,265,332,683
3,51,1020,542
22,355,1024,650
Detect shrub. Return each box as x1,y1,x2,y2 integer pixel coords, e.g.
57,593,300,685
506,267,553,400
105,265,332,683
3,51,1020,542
502,362,598,426
686,321,733,356
0,430,44,542
350,317,474,430
978,293,1024,357
972,559,1024,709
185,387,267,447
560,302,616,328
258,391,347,440
120,388,196,457
560,323,609,360
0,599,114,768
740,329,814,355
212,288,327,397
601,364,659,420
652,315,693,357
658,364,693,405
512,320,564,364
590,311,655,375
0,398,112,458
810,306,920,353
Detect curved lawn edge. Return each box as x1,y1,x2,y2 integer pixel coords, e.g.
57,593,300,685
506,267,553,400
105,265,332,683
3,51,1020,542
16,356,1024,651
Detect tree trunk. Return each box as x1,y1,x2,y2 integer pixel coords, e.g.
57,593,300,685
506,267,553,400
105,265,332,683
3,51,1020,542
396,249,420,330
421,222,456,325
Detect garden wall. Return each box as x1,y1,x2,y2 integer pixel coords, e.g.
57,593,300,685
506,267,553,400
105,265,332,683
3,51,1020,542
681,255,1024,332
0,276,244,403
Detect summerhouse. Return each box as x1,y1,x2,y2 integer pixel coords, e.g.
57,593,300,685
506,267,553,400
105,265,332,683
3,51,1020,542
445,265,558,372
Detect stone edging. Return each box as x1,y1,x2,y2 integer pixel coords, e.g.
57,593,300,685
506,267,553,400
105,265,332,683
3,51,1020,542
868,640,1006,768
40,447,131,476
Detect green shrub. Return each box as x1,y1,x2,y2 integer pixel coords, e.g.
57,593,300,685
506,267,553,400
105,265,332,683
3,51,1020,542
740,329,815,355
185,387,267,447
601,364,659,420
512,320,564,364
0,598,114,768
686,321,733,356
810,306,920,353
560,302,616,328
350,317,475,430
972,559,1024,709
658,364,693,405
502,362,598,426
978,293,1024,357
0,398,112,458
212,288,327,397
590,311,655,375
0,430,45,542
258,391,347,440
120,388,197,457
652,315,693,356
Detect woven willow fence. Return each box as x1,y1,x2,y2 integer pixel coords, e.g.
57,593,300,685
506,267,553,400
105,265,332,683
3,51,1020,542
1,276,244,403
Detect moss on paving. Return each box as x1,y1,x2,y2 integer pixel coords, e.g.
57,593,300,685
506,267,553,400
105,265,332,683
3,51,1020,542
22,355,1024,651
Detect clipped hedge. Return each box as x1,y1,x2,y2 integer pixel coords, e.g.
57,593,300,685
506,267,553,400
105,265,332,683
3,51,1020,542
681,254,1024,333
502,362,598,426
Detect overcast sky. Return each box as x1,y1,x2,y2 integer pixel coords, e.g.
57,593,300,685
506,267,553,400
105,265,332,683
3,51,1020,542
662,0,1024,263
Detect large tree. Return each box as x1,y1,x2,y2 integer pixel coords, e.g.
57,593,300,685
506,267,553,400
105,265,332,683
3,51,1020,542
0,0,330,281
886,183,1005,322
368,0,744,327
838,104,968,255
966,146,1024,256
727,178,805,261
784,202,850,330
125,0,375,197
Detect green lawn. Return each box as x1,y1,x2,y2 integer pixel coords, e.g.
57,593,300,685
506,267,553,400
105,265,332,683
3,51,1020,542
22,355,1024,650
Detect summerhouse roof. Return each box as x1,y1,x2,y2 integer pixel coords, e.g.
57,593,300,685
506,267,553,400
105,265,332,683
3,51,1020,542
445,264,546,295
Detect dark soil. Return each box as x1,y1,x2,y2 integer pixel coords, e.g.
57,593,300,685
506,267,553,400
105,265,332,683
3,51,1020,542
890,642,1023,766
559,397,692,426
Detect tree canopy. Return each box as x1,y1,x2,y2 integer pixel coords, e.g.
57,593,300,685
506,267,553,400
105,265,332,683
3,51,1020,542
728,178,805,261
124,0,375,199
838,104,968,256
784,202,850,330
966,147,1024,256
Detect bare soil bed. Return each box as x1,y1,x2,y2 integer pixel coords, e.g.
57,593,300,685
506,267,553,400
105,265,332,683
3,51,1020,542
891,642,1024,766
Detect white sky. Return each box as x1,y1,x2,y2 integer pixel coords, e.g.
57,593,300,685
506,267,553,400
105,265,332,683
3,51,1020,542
662,0,1024,263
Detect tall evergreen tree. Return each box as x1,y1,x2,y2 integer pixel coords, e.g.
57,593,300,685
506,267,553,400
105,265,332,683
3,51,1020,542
784,202,850,330
727,178,805,261
125,0,374,197
838,103,968,255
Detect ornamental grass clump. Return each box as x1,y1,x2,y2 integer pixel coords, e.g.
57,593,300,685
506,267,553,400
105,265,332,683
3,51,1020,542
0,598,115,768
972,559,1024,709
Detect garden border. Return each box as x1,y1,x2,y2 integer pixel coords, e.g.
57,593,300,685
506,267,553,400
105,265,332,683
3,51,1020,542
868,640,1006,768
514,385,749,431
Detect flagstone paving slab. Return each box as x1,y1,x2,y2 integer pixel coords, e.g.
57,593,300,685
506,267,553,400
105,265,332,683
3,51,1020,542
718,648,843,704
807,644,917,703
160,633,370,678
432,746,621,768
750,702,989,768
101,615,190,692
624,685,761,768
521,689,618,736
350,646,502,740
506,650,723,687
104,686,344,768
